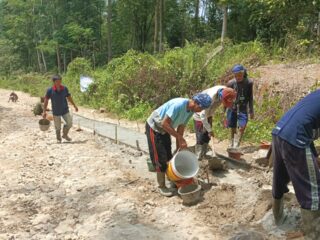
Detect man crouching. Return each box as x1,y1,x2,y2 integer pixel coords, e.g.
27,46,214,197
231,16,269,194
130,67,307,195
146,93,212,197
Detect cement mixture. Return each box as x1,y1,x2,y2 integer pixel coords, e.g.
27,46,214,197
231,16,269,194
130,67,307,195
0,89,305,240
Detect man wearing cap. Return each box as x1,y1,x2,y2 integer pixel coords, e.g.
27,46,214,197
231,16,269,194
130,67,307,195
42,75,78,143
193,86,237,159
271,90,320,239
146,93,212,197
226,64,254,148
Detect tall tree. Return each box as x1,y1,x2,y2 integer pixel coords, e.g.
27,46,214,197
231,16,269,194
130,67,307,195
107,0,112,62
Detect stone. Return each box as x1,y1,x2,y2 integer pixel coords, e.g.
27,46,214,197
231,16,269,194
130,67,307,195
54,219,75,234
31,214,51,225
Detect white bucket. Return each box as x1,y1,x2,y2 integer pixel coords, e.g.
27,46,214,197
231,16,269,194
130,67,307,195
167,150,199,181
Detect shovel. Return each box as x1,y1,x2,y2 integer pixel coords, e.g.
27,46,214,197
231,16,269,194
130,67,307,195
210,136,217,158
207,136,228,171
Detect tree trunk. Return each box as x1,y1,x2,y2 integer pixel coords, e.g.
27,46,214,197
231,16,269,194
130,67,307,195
318,11,320,37
159,0,163,52
63,52,66,73
153,0,159,53
56,45,61,74
221,5,227,45
107,0,112,62
36,48,42,72
41,50,47,72
194,0,200,38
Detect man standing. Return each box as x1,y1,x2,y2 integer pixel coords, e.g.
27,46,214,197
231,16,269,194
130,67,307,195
146,93,212,197
42,75,78,143
226,64,254,148
193,86,236,159
272,90,320,239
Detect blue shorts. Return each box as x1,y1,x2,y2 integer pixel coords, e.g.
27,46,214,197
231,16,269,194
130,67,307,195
226,109,248,129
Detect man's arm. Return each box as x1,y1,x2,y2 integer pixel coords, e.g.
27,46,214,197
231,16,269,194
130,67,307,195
176,125,186,150
199,109,213,136
248,81,254,119
67,96,78,112
161,116,187,149
42,97,49,118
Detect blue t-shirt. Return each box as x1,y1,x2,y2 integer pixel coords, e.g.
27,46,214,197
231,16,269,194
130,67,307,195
156,98,193,129
272,90,320,149
45,85,70,116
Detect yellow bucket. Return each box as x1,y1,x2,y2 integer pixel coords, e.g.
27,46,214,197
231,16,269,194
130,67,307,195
166,150,199,182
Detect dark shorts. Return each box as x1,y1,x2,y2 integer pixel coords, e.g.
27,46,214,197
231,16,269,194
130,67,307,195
194,120,211,145
226,109,248,129
145,123,172,173
272,135,320,210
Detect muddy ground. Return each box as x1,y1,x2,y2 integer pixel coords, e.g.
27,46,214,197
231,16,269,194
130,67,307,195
0,86,304,240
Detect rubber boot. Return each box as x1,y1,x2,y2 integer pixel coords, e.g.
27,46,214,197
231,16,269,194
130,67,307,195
235,133,243,148
300,208,320,240
229,138,234,148
56,130,62,143
169,180,177,189
272,197,286,225
157,172,173,197
202,143,208,158
62,127,72,141
195,144,203,161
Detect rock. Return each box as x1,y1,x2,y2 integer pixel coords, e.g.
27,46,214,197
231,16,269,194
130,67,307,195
54,219,75,234
99,108,106,113
228,231,266,240
31,214,51,225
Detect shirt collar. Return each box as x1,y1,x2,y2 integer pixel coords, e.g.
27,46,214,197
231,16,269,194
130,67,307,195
52,85,65,91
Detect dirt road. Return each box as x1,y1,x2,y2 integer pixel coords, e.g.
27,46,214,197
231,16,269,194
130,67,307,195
0,89,301,240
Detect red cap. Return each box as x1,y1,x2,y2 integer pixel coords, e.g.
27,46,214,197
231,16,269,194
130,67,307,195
222,88,236,108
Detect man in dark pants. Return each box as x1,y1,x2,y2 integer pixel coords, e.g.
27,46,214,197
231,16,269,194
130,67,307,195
146,93,212,197
272,90,320,239
193,86,236,159
43,75,78,143
226,64,254,148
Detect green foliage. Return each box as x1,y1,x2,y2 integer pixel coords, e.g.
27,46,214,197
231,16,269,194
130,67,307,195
0,72,51,97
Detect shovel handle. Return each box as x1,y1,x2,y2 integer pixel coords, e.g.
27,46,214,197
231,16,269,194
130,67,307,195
211,136,217,157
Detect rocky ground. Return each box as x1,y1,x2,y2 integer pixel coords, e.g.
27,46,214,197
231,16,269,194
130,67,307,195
0,86,304,240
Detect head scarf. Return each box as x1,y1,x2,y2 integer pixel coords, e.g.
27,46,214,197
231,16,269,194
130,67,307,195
192,93,212,109
231,64,245,73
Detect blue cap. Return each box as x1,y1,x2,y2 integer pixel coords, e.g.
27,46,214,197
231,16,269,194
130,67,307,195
232,64,245,73
192,93,212,109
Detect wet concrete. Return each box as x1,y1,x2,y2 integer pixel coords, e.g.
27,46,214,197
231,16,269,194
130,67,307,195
73,113,149,153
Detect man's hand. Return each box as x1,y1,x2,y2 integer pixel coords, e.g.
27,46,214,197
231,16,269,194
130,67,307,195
74,105,79,112
42,112,47,119
250,113,254,120
208,131,214,138
177,135,187,149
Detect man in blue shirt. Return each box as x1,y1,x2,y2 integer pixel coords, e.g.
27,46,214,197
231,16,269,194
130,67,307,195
42,75,78,143
272,90,320,237
146,93,212,197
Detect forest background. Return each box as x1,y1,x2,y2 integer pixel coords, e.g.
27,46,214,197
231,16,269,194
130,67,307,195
1,0,320,142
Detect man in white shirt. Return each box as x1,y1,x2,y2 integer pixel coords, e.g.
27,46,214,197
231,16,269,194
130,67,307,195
193,86,236,159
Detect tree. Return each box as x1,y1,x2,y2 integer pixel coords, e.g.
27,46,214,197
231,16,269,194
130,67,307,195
107,0,112,62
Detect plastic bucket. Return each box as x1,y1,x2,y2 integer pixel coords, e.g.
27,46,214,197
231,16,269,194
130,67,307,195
39,119,50,131
178,184,201,206
227,148,243,160
166,150,199,182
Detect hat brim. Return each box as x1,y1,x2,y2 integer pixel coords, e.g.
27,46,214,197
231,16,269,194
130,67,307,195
222,99,233,108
